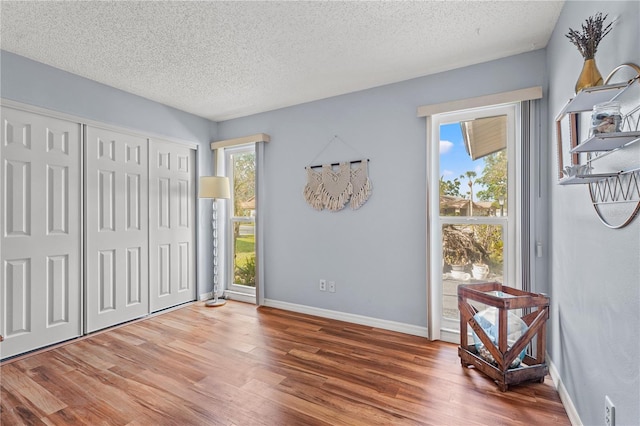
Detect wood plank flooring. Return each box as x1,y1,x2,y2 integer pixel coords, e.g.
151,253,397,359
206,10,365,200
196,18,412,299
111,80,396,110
1,301,570,425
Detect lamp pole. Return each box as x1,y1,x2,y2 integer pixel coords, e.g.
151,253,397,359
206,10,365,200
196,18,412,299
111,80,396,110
198,176,231,307
207,198,225,307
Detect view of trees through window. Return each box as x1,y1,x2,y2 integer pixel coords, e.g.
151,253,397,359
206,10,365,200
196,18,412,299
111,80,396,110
439,150,507,216
231,151,256,287
439,121,508,283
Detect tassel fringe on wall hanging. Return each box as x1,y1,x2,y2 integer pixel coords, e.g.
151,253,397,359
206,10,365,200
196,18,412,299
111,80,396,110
349,160,372,210
303,160,372,211
303,135,372,211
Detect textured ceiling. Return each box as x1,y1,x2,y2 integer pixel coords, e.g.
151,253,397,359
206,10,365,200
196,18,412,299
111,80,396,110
0,1,564,121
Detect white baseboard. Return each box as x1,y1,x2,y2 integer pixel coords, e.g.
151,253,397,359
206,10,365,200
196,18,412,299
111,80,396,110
548,354,582,426
200,290,256,304
199,291,213,301
440,328,466,344
263,299,429,338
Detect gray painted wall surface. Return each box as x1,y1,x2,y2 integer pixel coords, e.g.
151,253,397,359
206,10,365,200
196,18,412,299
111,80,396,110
546,2,640,425
217,50,546,326
0,50,218,298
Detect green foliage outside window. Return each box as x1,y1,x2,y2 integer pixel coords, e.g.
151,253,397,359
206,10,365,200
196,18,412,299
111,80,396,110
235,255,256,287
234,234,255,287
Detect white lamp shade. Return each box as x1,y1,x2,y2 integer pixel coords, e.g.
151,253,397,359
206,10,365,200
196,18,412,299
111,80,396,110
199,176,230,199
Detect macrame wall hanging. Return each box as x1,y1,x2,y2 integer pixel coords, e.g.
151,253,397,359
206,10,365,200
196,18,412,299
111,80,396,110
303,136,372,212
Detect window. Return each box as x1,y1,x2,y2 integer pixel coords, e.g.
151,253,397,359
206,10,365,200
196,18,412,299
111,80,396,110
225,145,256,297
211,133,268,306
430,103,519,342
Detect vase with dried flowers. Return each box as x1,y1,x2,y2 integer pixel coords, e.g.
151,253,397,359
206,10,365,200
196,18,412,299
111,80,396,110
565,12,613,93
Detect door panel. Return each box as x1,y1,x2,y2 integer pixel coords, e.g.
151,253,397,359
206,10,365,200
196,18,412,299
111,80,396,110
149,139,195,312
1,107,81,359
85,126,148,332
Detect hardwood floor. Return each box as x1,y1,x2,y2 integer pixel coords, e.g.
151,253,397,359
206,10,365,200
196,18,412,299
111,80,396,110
1,301,570,425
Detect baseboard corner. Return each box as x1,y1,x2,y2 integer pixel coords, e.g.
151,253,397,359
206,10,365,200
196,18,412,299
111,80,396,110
547,354,582,426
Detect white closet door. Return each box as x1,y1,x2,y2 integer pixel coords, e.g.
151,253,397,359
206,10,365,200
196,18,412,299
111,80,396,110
85,126,148,333
149,139,196,312
0,107,82,359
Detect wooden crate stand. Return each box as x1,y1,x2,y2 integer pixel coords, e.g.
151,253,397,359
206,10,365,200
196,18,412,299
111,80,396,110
458,282,550,391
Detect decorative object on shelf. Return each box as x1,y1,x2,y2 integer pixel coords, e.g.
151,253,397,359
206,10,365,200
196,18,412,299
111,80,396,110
303,135,372,212
575,59,604,94
555,62,640,228
562,164,593,178
565,12,613,93
199,176,231,307
590,101,622,135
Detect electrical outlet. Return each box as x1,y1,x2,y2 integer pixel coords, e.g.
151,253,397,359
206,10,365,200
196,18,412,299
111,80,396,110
319,279,326,291
605,395,615,426
328,281,336,293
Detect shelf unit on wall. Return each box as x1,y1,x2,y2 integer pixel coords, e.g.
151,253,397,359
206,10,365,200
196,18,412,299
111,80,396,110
555,63,640,229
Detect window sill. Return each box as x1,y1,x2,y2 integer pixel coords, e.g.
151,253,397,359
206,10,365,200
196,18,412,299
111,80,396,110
223,290,256,305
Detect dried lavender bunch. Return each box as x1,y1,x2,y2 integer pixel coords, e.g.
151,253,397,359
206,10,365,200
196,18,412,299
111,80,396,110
565,13,613,59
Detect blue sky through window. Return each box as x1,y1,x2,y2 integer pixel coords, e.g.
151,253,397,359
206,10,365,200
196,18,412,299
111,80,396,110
439,122,487,201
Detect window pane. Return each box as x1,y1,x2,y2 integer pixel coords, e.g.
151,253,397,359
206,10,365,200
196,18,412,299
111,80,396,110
233,220,255,287
439,122,508,217
441,224,504,320
231,151,255,217
230,148,256,289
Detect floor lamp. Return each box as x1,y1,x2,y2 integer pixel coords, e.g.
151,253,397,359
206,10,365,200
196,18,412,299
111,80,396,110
199,176,231,307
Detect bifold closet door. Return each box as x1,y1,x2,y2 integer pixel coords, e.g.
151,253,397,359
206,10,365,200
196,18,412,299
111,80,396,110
149,139,196,312
0,107,82,359
85,126,149,333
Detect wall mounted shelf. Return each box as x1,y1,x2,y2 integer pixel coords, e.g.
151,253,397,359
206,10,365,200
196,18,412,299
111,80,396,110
589,169,640,204
555,63,640,228
570,131,640,153
556,81,632,116
558,172,621,185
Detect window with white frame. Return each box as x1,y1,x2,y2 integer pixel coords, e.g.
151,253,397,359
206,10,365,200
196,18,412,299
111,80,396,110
212,134,268,305
421,92,542,343
225,144,256,296
430,103,519,342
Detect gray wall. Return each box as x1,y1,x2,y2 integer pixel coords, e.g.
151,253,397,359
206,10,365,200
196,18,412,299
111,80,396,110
217,50,547,326
0,50,218,298
546,2,640,425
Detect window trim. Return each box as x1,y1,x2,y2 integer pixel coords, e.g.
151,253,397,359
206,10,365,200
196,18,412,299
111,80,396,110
417,87,541,117
421,90,542,342
211,133,269,305
225,145,257,297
